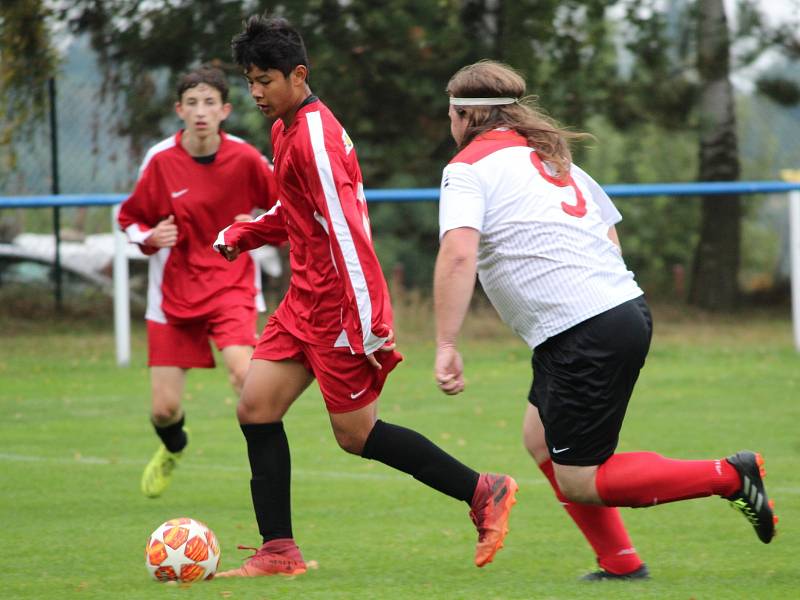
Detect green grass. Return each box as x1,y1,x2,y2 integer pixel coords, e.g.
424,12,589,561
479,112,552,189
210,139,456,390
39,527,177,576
1,304,798,599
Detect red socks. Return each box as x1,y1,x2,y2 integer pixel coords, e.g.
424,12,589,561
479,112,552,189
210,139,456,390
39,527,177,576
595,452,740,507
539,459,642,575
539,452,741,574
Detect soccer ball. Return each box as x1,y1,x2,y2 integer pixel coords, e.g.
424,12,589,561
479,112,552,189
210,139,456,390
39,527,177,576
145,517,221,583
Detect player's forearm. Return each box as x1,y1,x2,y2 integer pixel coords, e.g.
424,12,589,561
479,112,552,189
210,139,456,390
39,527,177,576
217,212,287,252
119,222,159,255
237,226,287,251
434,235,478,348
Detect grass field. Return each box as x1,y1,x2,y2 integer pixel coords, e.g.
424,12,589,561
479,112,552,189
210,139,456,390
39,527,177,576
1,303,798,599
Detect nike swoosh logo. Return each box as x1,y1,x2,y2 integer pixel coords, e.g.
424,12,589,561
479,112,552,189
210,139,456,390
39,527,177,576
171,188,188,198
551,447,570,454
350,388,367,399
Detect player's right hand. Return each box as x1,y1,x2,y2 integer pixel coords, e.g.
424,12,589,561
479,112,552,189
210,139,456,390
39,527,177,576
435,345,465,395
146,215,178,248
218,244,241,261
366,328,396,369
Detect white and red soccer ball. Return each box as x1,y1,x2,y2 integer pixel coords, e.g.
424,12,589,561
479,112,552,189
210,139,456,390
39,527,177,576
145,517,221,583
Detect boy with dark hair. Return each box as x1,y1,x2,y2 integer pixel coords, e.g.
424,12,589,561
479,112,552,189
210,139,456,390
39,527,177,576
213,15,517,577
118,64,277,498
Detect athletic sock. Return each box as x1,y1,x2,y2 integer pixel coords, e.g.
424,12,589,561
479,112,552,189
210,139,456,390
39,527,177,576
153,414,187,453
361,419,480,503
539,459,641,575
595,451,741,507
241,422,293,543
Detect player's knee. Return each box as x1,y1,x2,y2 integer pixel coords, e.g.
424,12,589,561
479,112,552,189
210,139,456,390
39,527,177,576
522,430,549,463
555,472,596,504
235,397,257,424
555,476,583,502
151,404,181,425
333,429,366,455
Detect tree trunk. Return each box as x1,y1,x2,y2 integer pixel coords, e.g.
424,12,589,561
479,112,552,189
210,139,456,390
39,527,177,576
689,0,741,310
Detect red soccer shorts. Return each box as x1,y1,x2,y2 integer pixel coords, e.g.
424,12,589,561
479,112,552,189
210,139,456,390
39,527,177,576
253,314,403,413
147,305,258,368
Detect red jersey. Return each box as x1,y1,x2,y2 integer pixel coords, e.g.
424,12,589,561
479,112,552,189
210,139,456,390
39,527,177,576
215,98,392,355
118,130,277,323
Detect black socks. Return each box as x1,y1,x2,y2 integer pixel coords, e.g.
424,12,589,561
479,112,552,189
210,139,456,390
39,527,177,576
241,422,293,542
153,414,187,453
361,419,479,503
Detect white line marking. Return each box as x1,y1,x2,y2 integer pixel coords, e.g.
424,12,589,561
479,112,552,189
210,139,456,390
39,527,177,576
0,452,552,485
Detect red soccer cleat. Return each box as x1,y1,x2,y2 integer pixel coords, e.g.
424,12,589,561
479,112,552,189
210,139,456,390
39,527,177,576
216,538,307,577
470,473,518,567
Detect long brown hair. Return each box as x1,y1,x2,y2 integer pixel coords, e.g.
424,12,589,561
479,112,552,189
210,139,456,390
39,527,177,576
446,60,589,179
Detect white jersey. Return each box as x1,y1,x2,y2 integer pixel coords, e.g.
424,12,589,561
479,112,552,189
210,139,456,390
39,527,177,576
439,129,643,349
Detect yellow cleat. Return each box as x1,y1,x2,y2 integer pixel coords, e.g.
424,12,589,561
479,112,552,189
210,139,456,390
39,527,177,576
141,441,184,498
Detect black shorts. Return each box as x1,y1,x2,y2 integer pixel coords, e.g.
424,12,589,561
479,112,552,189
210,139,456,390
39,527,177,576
528,296,652,466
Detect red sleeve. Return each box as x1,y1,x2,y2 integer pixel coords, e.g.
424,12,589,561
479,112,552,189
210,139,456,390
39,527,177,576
248,152,278,211
214,201,288,252
303,131,391,355
117,160,166,256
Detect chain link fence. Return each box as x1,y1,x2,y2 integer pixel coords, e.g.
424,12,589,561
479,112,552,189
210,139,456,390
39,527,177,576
0,38,146,316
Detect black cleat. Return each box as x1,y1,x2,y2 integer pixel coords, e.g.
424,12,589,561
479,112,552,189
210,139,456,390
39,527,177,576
581,563,650,581
724,451,777,544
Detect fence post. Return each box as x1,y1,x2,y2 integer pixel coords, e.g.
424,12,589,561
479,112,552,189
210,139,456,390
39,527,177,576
48,77,63,312
112,205,131,366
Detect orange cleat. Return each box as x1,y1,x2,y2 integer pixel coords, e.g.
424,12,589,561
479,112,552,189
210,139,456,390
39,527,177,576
469,473,518,567
216,539,307,577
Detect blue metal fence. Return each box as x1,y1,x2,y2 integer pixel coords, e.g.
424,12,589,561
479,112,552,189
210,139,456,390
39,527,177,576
3,180,800,209
2,180,800,360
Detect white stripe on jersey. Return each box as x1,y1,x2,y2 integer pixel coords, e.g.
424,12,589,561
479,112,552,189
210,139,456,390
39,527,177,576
305,111,380,354
145,247,170,324
137,135,176,177
124,223,152,245
249,252,267,313
133,135,176,324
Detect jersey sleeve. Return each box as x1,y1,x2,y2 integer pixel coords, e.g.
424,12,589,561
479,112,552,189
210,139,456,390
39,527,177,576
253,154,279,211
302,122,391,356
214,201,289,252
117,158,167,256
438,162,486,239
571,164,622,226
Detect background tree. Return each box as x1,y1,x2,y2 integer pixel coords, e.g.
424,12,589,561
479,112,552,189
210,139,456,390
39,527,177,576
0,0,58,179
690,0,741,310
610,0,800,308
5,0,798,301
0,0,58,240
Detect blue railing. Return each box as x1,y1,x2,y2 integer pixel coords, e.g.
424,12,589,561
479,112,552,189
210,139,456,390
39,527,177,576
2,179,799,359
3,180,800,208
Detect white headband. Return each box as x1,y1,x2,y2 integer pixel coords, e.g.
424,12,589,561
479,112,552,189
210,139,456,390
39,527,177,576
449,97,518,106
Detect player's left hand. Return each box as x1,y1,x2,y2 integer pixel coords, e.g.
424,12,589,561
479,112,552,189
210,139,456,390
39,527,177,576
233,213,252,222
366,328,396,369
435,345,465,395
218,244,241,261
